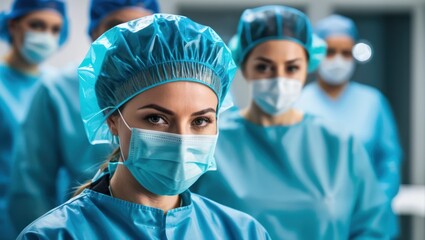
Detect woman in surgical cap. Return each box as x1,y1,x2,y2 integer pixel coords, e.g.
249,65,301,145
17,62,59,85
17,14,270,239
0,0,67,239
296,14,402,237
192,5,391,239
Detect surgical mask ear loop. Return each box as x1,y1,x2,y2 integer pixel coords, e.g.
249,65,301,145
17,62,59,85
117,109,132,162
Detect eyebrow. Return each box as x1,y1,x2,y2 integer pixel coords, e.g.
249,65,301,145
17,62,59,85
191,108,216,116
138,104,174,115
138,104,216,116
255,56,303,64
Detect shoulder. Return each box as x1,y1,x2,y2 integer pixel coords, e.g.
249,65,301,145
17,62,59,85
350,82,384,101
190,193,270,238
17,192,92,239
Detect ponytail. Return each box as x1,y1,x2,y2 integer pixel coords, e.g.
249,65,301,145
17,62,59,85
73,148,121,197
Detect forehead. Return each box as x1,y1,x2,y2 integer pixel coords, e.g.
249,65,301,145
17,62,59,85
248,40,307,61
102,7,153,25
126,81,218,107
20,9,63,24
326,36,354,49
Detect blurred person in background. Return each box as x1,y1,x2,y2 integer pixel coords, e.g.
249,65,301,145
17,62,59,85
8,0,159,234
192,5,392,239
17,14,270,239
296,14,402,238
0,0,68,239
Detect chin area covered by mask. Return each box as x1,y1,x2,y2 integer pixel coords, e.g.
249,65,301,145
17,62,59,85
318,54,355,85
19,31,59,64
115,110,218,196
250,77,302,116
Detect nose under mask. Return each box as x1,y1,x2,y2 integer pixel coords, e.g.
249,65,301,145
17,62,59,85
318,54,355,85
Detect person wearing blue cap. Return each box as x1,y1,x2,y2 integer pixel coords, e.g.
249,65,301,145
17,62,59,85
0,0,68,239
191,5,392,239
8,0,158,234
296,14,402,237
17,14,271,239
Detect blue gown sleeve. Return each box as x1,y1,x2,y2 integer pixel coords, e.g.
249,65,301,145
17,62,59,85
9,84,62,233
349,138,391,239
374,95,402,200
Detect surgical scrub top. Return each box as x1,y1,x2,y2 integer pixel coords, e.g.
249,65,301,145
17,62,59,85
296,81,402,199
17,174,271,239
192,112,391,239
0,62,54,240
9,63,112,233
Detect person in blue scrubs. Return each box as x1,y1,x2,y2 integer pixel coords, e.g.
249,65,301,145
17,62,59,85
0,1,68,239
192,5,392,239
17,14,270,239
296,14,402,237
8,0,159,234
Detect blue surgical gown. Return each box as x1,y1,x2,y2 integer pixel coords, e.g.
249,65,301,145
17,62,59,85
192,112,391,239
17,178,270,239
0,62,55,240
8,63,113,233
296,81,402,235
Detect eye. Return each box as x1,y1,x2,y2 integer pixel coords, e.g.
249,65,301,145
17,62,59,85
191,117,212,128
254,63,272,73
144,114,168,126
341,50,353,58
327,48,337,57
286,65,300,73
28,20,46,31
51,25,61,35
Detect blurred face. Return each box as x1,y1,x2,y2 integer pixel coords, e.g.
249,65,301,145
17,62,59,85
108,82,218,159
8,10,63,49
325,35,354,60
91,7,153,40
242,40,308,84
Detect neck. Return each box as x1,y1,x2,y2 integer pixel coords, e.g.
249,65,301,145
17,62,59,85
317,77,347,99
109,163,180,214
242,102,303,126
4,48,39,75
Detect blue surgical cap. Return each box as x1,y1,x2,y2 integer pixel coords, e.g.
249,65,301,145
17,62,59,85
79,14,237,144
233,5,326,73
0,0,68,45
88,0,159,35
315,14,358,41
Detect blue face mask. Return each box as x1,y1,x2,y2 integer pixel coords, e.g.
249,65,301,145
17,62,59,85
19,31,59,64
116,110,218,196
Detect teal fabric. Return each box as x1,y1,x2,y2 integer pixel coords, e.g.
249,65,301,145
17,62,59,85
17,189,270,239
315,14,358,41
79,14,236,144
0,62,54,240
88,0,159,35
296,81,402,236
192,112,391,239
8,64,112,233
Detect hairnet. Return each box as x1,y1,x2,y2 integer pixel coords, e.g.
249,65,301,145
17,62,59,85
0,0,68,45
88,0,159,36
79,14,237,144
232,5,325,73
315,14,358,41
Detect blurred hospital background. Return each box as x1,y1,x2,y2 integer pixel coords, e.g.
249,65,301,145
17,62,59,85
1,0,424,239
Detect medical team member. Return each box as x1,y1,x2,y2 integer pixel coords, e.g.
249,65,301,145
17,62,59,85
296,14,402,237
192,5,391,239
17,14,270,239
8,0,159,233
0,0,67,239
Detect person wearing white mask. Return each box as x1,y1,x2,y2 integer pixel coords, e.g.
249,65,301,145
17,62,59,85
192,6,392,239
296,14,402,238
0,1,67,239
